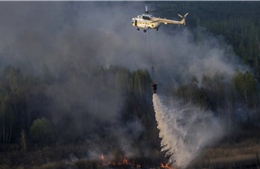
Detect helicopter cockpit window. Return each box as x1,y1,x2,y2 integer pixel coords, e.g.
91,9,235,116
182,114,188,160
142,15,151,20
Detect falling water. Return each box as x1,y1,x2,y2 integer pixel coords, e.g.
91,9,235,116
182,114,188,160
153,94,224,168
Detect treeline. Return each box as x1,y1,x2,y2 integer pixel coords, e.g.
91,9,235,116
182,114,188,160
0,64,259,147
173,72,259,122
0,65,159,151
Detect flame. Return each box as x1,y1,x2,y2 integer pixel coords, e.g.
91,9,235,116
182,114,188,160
100,154,105,161
100,153,110,165
161,163,174,169
100,153,129,166
123,156,128,164
100,153,169,169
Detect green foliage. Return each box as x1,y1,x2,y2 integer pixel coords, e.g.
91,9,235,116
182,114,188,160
0,65,33,143
174,76,210,109
232,71,258,107
125,69,152,100
30,118,55,146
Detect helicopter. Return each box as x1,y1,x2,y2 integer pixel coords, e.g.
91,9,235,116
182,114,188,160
131,6,188,32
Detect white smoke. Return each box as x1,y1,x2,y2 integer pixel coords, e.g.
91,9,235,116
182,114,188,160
153,94,224,168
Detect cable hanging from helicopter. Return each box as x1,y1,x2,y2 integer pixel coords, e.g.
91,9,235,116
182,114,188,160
131,6,188,33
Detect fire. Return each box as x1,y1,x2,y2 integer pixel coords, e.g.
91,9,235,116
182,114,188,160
161,163,174,169
100,153,168,169
100,153,141,167
123,155,128,164
136,164,141,168
100,154,105,161
100,153,109,165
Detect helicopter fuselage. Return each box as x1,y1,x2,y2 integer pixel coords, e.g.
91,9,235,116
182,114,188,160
131,14,162,31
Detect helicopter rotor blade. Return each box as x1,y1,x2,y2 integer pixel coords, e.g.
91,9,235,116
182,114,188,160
178,14,183,18
184,13,189,17
144,6,149,14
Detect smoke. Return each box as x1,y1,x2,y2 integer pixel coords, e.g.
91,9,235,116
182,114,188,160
0,2,149,157
0,2,247,81
0,1,249,163
153,94,224,168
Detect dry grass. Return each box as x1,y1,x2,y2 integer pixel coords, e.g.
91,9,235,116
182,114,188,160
188,138,260,169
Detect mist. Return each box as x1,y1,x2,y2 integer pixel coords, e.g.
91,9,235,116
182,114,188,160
153,94,225,168
0,1,248,164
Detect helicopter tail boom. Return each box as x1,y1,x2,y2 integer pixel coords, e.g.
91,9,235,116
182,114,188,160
153,12,188,26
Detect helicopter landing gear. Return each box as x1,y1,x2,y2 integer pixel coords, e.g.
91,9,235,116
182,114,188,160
143,29,147,33
156,28,158,31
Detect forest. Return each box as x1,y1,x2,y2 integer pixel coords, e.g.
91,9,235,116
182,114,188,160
0,1,260,169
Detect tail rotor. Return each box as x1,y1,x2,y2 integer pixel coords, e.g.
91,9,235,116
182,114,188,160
178,13,189,25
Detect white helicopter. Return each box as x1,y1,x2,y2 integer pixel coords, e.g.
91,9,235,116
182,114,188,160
131,6,188,32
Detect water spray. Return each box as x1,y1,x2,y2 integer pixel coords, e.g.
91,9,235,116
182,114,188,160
152,93,225,168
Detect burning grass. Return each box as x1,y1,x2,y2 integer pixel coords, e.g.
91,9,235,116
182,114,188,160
1,142,260,169
99,153,166,169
